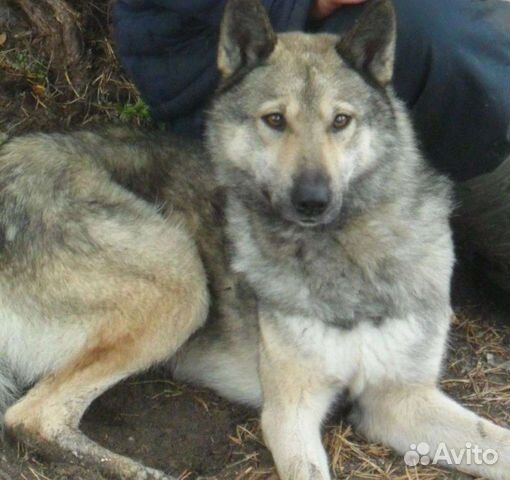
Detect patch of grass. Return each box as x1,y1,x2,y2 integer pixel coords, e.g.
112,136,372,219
0,49,48,85
118,99,151,123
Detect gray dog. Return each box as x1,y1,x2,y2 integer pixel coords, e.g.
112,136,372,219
0,0,509,479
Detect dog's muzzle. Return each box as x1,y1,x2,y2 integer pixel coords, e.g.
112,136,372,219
290,170,332,225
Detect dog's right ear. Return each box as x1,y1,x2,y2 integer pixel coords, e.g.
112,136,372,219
218,0,277,78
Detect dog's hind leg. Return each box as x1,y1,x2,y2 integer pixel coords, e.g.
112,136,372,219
3,223,209,480
355,384,510,480
5,341,172,479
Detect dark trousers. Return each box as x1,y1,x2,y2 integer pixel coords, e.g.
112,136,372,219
455,156,510,292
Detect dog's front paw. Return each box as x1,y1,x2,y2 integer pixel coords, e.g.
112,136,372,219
284,458,328,480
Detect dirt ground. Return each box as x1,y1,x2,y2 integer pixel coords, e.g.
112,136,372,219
0,2,509,479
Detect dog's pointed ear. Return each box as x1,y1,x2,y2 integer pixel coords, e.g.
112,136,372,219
336,0,396,87
218,0,277,78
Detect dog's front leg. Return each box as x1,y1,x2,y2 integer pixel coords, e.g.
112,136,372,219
258,312,336,480
355,383,510,480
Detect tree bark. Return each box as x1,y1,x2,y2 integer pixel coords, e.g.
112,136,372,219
13,0,84,85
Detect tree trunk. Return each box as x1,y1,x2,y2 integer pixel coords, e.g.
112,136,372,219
13,0,84,86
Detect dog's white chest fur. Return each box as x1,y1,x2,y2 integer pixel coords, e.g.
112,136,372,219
260,311,448,398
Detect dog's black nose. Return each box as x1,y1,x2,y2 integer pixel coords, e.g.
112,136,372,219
291,171,331,220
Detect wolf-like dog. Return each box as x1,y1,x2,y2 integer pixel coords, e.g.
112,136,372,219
0,0,509,479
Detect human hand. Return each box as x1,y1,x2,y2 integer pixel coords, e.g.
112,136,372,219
312,0,368,19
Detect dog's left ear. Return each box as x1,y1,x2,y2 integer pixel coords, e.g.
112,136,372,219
218,0,277,78
336,0,396,87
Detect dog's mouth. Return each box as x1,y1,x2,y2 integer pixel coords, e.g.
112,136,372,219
294,216,327,228
280,205,341,229
297,219,321,228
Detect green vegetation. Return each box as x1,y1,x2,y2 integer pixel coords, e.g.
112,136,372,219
118,99,151,123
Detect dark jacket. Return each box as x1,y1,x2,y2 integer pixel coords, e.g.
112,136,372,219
114,0,510,181
114,0,313,136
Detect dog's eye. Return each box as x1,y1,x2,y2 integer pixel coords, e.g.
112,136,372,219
262,113,286,131
332,114,352,131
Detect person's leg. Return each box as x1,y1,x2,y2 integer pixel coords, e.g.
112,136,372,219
455,156,510,293
315,0,510,293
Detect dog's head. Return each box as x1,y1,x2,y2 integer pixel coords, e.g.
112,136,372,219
207,0,398,227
